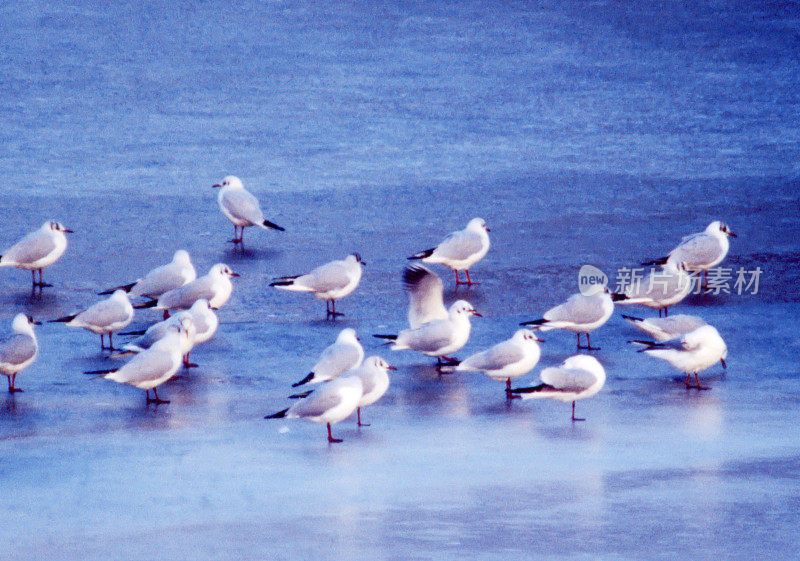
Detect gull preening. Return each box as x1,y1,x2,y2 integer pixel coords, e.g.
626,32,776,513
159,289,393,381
0,314,40,393
512,355,606,421
212,175,285,244
137,263,238,316
403,265,448,329
644,221,736,288
265,375,364,443
291,328,364,387
87,325,192,404
456,329,543,399
0,221,73,288
100,250,196,299
118,310,200,367
521,289,615,350
630,324,727,389
271,254,365,318
51,290,134,350
614,261,693,317
408,218,490,286
374,300,480,366
622,314,707,342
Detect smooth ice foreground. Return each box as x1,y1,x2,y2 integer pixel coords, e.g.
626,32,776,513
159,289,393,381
1,1,799,559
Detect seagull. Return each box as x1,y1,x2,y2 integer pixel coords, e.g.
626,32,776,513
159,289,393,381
271,254,365,318
408,218,490,286
291,328,364,387
100,250,196,299
403,265,448,329
87,325,192,404
630,324,727,390
137,263,238,316
118,311,198,367
614,261,693,317
265,375,364,443
456,329,543,399
0,314,40,393
291,356,395,427
374,300,480,366
212,175,284,244
50,290,134,350
621,313,707,342
643,221,736,288
520,289,615,350
511,355,606,422
0,221,73,288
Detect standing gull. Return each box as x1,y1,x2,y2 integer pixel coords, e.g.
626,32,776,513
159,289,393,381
212,175,284,244
51,290,134,350
291,328,364,387
265,375,364,443
614,261,693,317
511,355,606,422
408,218,490,286
118,312,198,367
521,289,615,350
0,221,73,288
456,329,543,399
622,314,707,342
403,265,448,329
271,254,365,318
0,314,40,393
100,250,196,299
137,263,238,316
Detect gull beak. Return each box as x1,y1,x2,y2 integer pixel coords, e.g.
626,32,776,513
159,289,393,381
720,358,727,369
485,227,491,232
64,229,75,234
472,311,482,317
230,272,241,277
212,184,222,188
32,320,43,325
536,336,545,343
387,366,397,371
728,231,737,238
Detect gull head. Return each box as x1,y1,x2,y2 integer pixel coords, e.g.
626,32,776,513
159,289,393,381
364,355,396,372
337,328,360,345
110,289,130,302
515,328,544,344
44,221,74,234
707,220,737,238
12,313,39,333
212,175,244,190
173,250,192,264
211,263,239,278
189,299,211,313
467,217,490,233
348,253,366,266
450,300,481,318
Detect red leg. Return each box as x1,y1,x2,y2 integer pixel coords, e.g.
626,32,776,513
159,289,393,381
505,378,520,400
327,423,342,443
454,269,461,285
465,269,479,285
357,407,370,427
694,373,710,391
571,401,585,422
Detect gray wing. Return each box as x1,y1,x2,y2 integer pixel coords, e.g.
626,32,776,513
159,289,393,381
313,342,360,378
433,230,483,261
301,262,351,293
404,266,448,329
114,349,176,384
651,315,707,338
132,263,189,297
404,320,454,353
291,387,343,418
221,189,264,225
670,233,722,267
76,299,131,328
540,366,597,392
461,340,524,371
160,277,215,309
0,334,37,366
545,294,604,325
3,230,56,264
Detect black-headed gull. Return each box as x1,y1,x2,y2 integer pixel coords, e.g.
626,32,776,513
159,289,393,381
521,289,614,350
212,175,284,244
512,354,606,421
408,218,490,286
0,314,40,393
291,328,364,387
137,263,238,317
622,313,707,342
614,262,693,317
0,221,73,288
271,254,365,318
403,265,448,329
630,324,727,390
265,375,364,443
456,329,543,399
117,312,198,367
374,300,480,366
100,249,196,299
51,290,134,350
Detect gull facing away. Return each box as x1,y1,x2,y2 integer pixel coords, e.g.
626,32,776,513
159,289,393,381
212,175,285,244
456,329,543,399
408,218,490,286
622,314,707,342
374,300,481,366
136,263,238,317
50,290,134,350
100,250,196,299
271,254,365,318
630,324,727,390
0,314,40,393
614,261,693,317
265,375,364,443
291,328,364,387
644,221,736,288
291,356,395,427
521,289,615,350
87,325,192,404
511,355,606,422
403,265,448,329
0,221,73,288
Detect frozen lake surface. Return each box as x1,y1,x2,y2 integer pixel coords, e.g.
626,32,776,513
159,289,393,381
1,1,799,559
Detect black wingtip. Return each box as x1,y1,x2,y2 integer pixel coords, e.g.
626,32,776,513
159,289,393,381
288,390,313,399
100,282,137,295
49,314,77,323
119,329,147,337
620,314,644,322
511,382,554,394
628,339,659,352
291,372,314,388
402,265,433,290
263,219,285,232
269,279,294,287
407,248,435,261
134,300,158,310
372,334,397,341
641,257,668,267
611,292,628,302
83,368,115,375
264,407,290,419
520,318,547,327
